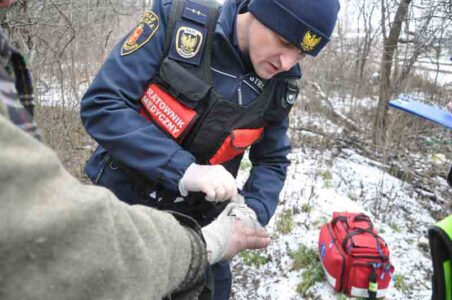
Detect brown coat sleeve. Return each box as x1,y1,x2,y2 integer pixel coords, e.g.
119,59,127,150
0,114,207,300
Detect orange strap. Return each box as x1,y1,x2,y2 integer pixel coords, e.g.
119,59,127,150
209,128,264,165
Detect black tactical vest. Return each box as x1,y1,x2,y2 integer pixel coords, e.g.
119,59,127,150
137,0,299,224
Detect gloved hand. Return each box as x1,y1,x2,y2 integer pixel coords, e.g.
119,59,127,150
179,163,237,202
201,203,270,265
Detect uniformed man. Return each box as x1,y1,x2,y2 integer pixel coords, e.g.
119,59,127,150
81,0,339,298
0,1,270,299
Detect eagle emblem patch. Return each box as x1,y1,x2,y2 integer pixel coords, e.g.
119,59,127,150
176,26,203,59
169,21,207,65
121,11,159,56
300,31,322,53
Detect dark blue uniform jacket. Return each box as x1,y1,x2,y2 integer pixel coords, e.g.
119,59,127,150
81,0,301,226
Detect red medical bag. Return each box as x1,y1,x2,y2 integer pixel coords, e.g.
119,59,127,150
318,212,394,299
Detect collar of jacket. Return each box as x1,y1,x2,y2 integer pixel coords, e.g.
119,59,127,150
215,0,301,79
0,27,12,68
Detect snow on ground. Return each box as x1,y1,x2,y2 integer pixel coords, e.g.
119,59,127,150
328,95,378,115
232,146,442,299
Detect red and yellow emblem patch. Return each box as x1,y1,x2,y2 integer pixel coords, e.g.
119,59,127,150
121,11,160,56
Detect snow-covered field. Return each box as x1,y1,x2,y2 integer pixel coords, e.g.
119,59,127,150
232,145,444,299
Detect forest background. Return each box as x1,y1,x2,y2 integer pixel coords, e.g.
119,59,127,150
1,0,451,298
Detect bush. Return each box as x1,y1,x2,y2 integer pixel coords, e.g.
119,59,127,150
290,244,325,296
394,274,409,292
239,250,270,268
276,209,294,234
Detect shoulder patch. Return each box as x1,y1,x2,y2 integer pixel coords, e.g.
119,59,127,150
121,11,160,56
168,21,206,65
182,0,209,25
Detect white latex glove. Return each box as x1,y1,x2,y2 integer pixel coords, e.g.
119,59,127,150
179,163,237,202
201,203,270,265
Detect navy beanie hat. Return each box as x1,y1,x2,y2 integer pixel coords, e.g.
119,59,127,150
248,0,340,56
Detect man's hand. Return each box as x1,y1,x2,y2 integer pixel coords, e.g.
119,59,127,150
179,163,237,202
201,203,270,265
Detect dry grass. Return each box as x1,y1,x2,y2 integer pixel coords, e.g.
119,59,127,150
35,105,95,183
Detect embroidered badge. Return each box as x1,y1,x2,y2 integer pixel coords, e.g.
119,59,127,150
169,21,207,65
300,31,322,53
121,11,160,56
176,26,203,59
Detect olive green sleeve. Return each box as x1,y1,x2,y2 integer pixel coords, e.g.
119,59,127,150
0,115,207,300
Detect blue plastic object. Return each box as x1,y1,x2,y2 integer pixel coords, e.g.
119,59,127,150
388,97,452,130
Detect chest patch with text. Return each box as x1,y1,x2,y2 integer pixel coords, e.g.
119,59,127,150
140,84,197,140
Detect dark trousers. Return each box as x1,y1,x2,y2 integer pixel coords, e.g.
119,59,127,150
212,261,232,300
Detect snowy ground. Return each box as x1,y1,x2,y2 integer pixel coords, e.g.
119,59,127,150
231,145,443,299
231,88,450,299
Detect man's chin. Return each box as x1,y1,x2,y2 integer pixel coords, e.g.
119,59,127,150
254,68,276,80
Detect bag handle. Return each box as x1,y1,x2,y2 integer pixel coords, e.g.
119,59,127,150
342,228,388,259
331,213,374,231
331,216,349,229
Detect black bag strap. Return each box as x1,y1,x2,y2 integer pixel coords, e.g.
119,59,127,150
353,214,373,228
162,0,220,86
332,213,374,231
342,228,388,260
331,215,349,229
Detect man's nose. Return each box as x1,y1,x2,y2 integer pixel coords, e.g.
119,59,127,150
280,48,303,71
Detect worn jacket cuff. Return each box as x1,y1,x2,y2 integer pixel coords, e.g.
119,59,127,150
168,211,208,294
245,197,270,226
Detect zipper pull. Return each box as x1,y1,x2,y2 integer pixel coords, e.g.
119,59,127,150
368,265,378,300
237,79,243,105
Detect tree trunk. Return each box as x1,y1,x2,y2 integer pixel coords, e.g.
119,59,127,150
373,0,412,145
